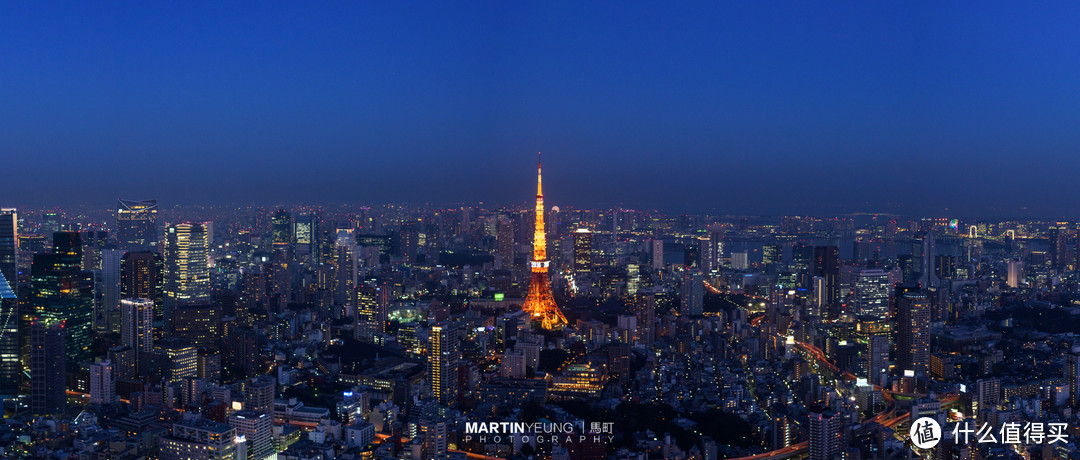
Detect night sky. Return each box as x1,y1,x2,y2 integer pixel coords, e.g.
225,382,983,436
4,2,1080,217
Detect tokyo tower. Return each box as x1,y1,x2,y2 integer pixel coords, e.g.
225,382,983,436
522,154,568,330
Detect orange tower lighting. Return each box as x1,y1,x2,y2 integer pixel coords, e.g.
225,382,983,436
522,153,568,329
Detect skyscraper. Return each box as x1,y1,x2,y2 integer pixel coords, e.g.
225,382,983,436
120,298,154,371
680,271,704,316
430,323,459,406
116,199,158,250
171,304,221,352
522,156,568,329
651,239,664,270
867,334,890,388
496,215,514,269
355,284,384,342
30,320,66,415
1006,259,1022,288
122,251,163,332
271,209,292,253
99,248,124,333
29,233,93,367
163,223,210,313
573,228,593,275
854,269,891,317
292,212,316,266
0,208,17,397
812,246,839,318
896,293,930,376
634,293,656,345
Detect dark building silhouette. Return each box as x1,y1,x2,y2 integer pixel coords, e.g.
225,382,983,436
30,320,66,415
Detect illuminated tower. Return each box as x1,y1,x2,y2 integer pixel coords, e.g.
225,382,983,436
522,155,568,329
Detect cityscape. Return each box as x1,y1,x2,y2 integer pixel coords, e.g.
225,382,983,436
4,3,1080,460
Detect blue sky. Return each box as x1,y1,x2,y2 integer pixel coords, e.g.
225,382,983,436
3,2,1080,217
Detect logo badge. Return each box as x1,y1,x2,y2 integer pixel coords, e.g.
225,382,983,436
910,417,942,449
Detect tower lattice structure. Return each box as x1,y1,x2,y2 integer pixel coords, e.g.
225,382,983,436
522,155,568,329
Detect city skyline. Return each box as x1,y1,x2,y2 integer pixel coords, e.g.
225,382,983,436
4,3,1080,216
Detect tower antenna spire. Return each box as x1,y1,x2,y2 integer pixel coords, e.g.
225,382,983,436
537,152,543,196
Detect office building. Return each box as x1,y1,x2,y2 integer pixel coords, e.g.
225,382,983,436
116,199,158,250
573,228,593,275
120,298,154,367
122,251,163,328
854,269,891,317
0,208,17,397
813,246,839,317
29,234,93,367
159,338,198,383
355,284,383,342
171,304,221,352
163,223,211,312
30,320,66,415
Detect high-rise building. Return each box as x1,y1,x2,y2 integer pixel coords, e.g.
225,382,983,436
1006,259,1023,288
808,409,841,460
762,244,782,266
496,216,514,270
120,298,154,372
244,376,276,414
292,213,316,266
29,234,94,367
229,410,274,460
158,338,198,383
89,359,116,405
116,199,158,250
707,227,725,270
854,269,891,317
354,284,384,342
522,157,568,329
0,208,17,397
30,320,66,415
573,228,593,275
792,243,814,289
99,248,124,333
635,293,656,344
271,209,292,253
812,246,839,317
651,239,664,270
914,232,939,288
680,271,704,316
122,251,163,327
160,420,241,460
163,223,210,314
697,237,713,272
867,335,890,388
430,323,459,406
334,229,357,308
171,304,221,352
1066,351,1080,408
896,293,930,375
